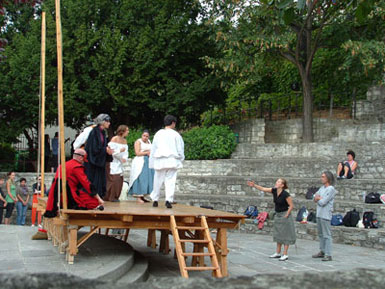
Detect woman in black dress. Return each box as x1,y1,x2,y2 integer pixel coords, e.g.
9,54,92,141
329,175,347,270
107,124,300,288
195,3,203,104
84,114,113,198
247,178,296,261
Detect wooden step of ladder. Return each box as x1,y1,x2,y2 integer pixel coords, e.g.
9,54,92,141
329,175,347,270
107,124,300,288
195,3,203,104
170,215,222,278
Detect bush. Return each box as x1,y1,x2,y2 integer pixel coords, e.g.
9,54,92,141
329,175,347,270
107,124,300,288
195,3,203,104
183,125,236,160
126,129,153,158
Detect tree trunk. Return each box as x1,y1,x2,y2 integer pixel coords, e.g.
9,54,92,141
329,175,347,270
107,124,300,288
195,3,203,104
301,75,314,142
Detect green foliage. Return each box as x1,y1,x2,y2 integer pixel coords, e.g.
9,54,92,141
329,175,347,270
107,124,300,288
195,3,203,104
0,0,225,147
0,143,16,172
183,125,236,160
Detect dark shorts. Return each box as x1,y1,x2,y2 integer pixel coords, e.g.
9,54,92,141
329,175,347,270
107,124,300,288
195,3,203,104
339,162,354,179
5,202,15,218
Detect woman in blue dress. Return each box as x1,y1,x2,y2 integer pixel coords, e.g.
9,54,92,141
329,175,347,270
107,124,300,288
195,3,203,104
125,130,154,203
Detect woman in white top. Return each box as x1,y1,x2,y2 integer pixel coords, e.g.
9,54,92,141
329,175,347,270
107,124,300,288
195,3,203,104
105,125,129,201
126,130,154,203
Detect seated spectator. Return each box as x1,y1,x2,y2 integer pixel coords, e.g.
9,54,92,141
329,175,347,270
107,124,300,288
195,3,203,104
16,178,30,226
337,150,357,179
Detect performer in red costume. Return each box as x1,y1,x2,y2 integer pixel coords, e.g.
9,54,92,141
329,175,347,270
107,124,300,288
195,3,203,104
44,148,104,218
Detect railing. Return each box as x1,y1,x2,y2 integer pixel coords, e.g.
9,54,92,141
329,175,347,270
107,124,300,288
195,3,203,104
203,93,356,126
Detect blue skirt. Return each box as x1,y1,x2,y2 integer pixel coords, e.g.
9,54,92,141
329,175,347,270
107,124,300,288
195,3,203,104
128,156,154,196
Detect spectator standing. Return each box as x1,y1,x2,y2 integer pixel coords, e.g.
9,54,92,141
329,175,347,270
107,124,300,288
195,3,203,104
51,132,59,172
4,172,17,225
16,178,30,226
247,178,296,261
0,176,7,224
312,171,336,262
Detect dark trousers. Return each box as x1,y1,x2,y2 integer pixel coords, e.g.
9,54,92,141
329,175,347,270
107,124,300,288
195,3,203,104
0,200,4,224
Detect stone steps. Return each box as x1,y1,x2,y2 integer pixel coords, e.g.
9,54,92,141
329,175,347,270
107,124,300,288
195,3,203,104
177,194,385,227
116,252,149,284
241,219,385,250
175,195,385,250
232,142,385,159
76,230,149,283
175,175,385,202
174,158,384,180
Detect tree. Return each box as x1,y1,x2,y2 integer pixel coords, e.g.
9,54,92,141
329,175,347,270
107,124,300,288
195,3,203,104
205,0,380,142
0,0,225,148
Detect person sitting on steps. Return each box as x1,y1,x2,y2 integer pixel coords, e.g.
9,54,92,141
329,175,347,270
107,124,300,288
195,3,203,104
336,150,357,179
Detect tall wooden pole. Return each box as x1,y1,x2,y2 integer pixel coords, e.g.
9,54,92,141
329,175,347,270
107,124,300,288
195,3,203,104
40,11,46,198
55,0,67,209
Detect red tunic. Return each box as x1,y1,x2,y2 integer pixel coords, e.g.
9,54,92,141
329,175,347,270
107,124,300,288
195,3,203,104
45,159,99,216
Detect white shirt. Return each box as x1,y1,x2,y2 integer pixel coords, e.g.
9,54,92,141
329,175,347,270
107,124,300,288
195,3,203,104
73,126,94,150
108,142,129,175
149,128,184,170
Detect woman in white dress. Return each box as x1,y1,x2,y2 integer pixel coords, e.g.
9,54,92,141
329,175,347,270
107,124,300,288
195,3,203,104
127,130,154,203
105,125,129,201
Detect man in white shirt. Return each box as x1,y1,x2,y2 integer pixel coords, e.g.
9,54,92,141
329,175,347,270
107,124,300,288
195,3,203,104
149,115,184,208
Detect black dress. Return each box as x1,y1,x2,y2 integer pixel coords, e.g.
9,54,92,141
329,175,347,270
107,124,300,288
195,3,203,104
84,126,108,198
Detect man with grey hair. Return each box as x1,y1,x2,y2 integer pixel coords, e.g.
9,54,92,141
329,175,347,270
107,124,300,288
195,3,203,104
84,113,114,198
312,171,336,261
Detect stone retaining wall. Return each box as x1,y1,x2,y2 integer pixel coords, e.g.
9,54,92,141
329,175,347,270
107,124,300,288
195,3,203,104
231,118,265,144
356,86,385,122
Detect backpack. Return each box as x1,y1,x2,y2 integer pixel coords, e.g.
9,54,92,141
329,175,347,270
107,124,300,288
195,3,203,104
305,186,319,200
331,214,343,226
363,211,379,228
342,209,360,227
296,206,308,222
307,211,317,223
365,192,381,204
244,205,258,218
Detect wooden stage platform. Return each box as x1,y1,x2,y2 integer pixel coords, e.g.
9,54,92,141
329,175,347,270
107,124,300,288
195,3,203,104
38,199,245,278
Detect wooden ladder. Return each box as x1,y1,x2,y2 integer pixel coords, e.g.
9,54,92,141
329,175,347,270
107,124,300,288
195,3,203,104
170,215,222,278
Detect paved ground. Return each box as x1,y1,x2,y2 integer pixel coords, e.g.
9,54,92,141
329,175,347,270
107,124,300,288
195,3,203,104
127,229,385,278
0,225,134,278
1,225,385,280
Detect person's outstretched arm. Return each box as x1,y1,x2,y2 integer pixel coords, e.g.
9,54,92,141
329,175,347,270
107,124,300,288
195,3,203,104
247,181,272,193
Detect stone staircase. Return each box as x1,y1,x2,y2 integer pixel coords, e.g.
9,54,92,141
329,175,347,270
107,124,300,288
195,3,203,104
167,141,385,250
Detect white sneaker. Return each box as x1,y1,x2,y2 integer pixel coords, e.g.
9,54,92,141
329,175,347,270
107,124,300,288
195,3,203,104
279,255,289,261
31,224,35,227
38,224,43,229
269,253,281,258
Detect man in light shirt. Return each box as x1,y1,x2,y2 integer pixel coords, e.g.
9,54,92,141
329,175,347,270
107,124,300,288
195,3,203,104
149,115,184,209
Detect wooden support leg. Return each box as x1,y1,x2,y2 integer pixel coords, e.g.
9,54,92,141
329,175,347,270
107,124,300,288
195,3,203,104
59,225,67,254
215,228,229,277
105,228,110,236
123,229,130,243
147,229,157,249
159,230,170,254
67,227,78,265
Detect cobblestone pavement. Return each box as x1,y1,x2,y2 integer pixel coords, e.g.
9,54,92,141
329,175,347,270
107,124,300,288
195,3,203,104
127,229,385,278
2,225,385,280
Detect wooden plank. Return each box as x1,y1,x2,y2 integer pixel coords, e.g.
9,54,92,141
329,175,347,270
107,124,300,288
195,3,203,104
65,219,238,230
122,215,133,223
40,11,46,198
77,226,99,248
185,267,219,271
215,228,229,277
55,0,67,210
